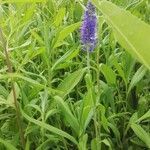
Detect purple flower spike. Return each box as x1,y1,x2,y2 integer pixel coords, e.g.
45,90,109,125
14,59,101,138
81,0,97,52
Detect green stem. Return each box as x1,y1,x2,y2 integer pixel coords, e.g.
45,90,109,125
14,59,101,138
95,21,101,148
86,49,91,74
0,28,25,148
86,48,99,149
95,46,101,149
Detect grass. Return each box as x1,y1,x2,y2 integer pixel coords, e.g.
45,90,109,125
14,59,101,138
0,0,150,149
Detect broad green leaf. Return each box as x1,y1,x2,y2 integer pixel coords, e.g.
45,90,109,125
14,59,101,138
131,123,150,148
0,138,17,150
21,108,78,145
53,22,81,48
92,0,150,70
57,69,85,97
54,96,79,135
128,66,147,94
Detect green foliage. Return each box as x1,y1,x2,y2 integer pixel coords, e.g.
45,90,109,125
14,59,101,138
0,0,150,149
131,123,150,148
92,0,150,70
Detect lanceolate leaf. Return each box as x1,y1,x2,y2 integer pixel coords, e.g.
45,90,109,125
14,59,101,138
99,64,116,85
54,96,79,135
136,110,150,123
0,138,17,150
127,65,147,94
92,0,150,70
21,108,78,145
131,123,150,148
53,22,81,48
57,68,86,97
53,8,66,27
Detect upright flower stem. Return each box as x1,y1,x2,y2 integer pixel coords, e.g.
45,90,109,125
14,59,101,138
96,46,101,149
86,49,91,74
86,49,100,149
0,29,25,148
81,0,100,147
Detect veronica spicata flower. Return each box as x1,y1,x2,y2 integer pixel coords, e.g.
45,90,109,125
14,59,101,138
81,0,97,52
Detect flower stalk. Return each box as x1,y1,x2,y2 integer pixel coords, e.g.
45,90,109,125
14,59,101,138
81,1,100,149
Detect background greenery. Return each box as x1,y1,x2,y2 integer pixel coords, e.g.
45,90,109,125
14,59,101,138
0,0,150,149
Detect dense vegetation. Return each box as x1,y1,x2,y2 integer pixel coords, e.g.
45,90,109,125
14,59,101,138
0,0,150,149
